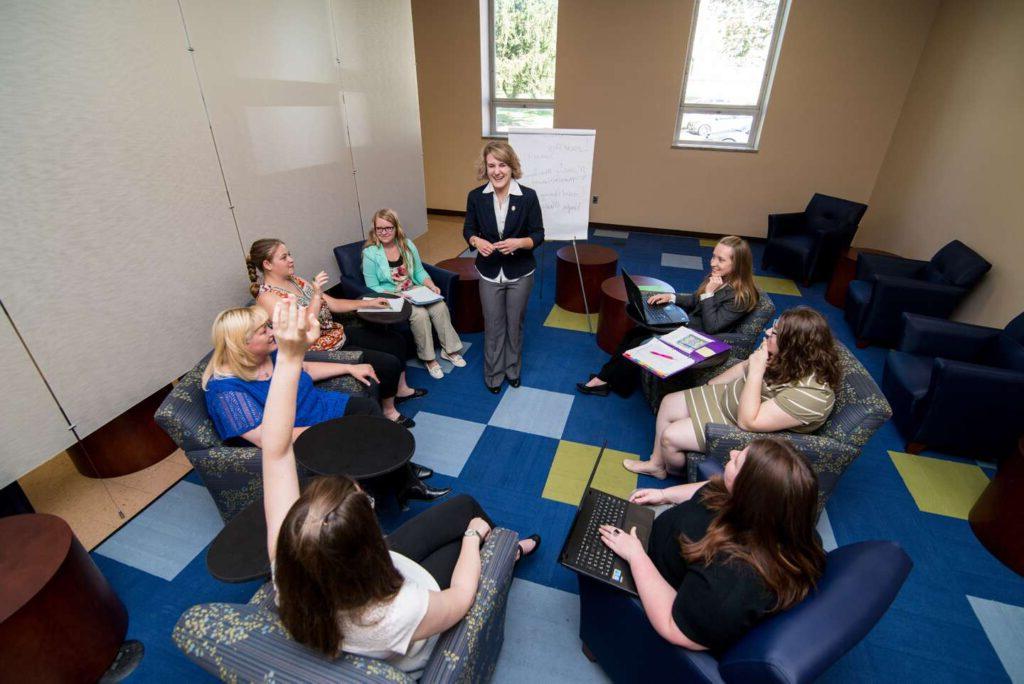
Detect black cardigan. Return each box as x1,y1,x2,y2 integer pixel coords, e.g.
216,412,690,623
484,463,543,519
675,285,750,334
462,183,545,280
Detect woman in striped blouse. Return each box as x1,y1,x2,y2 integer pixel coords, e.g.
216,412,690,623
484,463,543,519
624,307,841,479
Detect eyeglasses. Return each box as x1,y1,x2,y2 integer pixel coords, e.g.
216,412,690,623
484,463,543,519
365,493,375,510
374,225,396,233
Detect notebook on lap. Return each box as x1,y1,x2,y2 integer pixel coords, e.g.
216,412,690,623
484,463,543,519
559,442,655,596
622,268,688,327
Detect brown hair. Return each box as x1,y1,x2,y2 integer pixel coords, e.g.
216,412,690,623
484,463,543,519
681,438,825,611
764,307,842,389
475,140,523,181
695,236,758,311
246,238,285,299
274,476,404,657
364,208,414,273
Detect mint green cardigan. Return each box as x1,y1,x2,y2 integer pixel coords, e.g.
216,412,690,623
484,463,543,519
361,242,430,293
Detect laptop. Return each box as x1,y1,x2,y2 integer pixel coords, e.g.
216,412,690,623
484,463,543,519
559,442,656,596
621,268,688,327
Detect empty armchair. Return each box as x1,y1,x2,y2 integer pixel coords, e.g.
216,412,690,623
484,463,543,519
844,240,991,347
333,240,458,304
761,193,868,286
579,541,912,684
883,312,1024,457
173,528,520,683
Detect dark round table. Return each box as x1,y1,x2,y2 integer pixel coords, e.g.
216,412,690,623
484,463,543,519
970,437,1024,576
355,293,412,325
207,498,271,583
556,244,619,314
294,415,415,478
1,514,128,681
437,257,484,333
597,275,674,354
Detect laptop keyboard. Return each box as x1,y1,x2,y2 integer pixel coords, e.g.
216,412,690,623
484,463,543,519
571,493,627,577
643,300,674,325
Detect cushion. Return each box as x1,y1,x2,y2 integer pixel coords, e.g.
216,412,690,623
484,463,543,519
885,351,933,402
770,234,815,258
929,240,991,289
846,279,871,308
994,336,1024,373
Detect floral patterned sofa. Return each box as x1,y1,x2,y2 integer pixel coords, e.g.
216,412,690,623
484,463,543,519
154,349,375,521
172,528,519,683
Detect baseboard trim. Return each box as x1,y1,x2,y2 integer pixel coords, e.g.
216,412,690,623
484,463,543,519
427,209,765,244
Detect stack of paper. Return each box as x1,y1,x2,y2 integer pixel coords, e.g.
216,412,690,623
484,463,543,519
403,286,444,305
357,297,405,313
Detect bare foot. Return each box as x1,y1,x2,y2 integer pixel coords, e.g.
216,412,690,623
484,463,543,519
622,458,667,480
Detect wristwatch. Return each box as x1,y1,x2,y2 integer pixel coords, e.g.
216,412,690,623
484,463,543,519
464,528,482,544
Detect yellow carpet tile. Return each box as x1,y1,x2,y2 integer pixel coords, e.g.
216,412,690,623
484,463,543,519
889,451,990,519
542,440,639,506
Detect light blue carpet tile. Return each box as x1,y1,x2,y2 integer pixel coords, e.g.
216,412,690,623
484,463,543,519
407,341,474,374
593,228,629,239
493,578,611,684
459,248,478,258
817,508,838,552
661,253,703,270
95,480,223,581
408,412,487,477
967,595,1024,682
489,385,575,440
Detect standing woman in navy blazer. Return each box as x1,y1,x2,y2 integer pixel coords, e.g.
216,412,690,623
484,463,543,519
463,141,545,393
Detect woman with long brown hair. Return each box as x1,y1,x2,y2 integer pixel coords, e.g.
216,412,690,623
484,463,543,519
578,236,759,397
624,306,840,478
600,438,826,653
259,298,540,675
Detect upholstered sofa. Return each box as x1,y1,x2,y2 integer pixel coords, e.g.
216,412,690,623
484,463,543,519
641,288,775,411
173,528,519,683
154,349,376,521
685,342,891,510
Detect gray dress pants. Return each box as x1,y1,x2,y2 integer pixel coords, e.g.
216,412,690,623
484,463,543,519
479,273,533,387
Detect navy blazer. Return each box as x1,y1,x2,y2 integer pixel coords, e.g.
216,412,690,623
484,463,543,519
463,183,545,280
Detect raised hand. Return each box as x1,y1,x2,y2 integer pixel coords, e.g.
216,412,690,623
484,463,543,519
313,271,329,292
271,297,320,361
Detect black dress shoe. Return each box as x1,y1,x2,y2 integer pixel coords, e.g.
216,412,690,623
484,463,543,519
507,377,521,388
395,388,428,405
411,462,434,480
487,383,502,394
576,381,610,396
394,414,416,428
400,481,451,504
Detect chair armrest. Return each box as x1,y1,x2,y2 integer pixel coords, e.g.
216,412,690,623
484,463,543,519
767,212,805,239
421,528,519,683
424,264,457,299
869,276,966,317
304,349,365,364
897,313,999,361
339,274,376,300
856,253,927,281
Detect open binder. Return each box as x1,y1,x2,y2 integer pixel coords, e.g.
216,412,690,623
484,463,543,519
623,326,731,378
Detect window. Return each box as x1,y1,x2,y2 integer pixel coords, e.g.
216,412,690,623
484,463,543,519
674,0,789,150
481,0,558,136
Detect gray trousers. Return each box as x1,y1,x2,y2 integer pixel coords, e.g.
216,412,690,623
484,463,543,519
479,274,533,387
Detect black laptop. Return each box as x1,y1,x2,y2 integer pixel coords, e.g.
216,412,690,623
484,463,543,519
559,443,656,596
621,268,688,327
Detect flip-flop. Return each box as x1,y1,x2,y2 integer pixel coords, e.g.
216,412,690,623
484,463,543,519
395,388,428,405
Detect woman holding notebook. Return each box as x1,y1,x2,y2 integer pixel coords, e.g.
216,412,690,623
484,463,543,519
577,236,758,397
623,307,840,479
362,208,465,380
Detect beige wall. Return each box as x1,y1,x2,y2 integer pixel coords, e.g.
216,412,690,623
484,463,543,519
857,0,1024,328
412,0,939,237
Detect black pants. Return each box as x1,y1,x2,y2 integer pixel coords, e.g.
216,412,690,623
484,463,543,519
342,395,382,417
346,325,410,363
342,347,402,400
387,495,494,589
596,326,654,396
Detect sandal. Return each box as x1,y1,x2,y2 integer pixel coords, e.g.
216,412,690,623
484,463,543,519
515,534,542,562
395,388,428,405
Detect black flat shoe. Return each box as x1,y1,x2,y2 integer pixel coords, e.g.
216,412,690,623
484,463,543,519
576,382,610,397
395,388,428,405
516,533,542,561
507,377,521,388
394,414,416,429
400,481,451,504
487,383,502,394
411,462,434,480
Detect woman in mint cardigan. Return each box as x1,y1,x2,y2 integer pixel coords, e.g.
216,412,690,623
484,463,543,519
363,208,465,380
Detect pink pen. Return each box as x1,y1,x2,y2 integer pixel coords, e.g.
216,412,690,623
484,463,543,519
651,350,673,360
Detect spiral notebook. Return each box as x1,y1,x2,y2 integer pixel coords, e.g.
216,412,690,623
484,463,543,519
623,325,731,378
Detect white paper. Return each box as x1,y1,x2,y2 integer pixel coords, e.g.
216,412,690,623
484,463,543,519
623,338,696,378
357,297,404,313
403,285,443,305
659,325,713,354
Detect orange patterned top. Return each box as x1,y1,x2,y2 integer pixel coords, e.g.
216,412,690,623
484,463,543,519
259,276,347,352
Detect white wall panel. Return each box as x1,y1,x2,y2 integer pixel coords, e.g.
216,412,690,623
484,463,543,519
0,3,246,451
180,0,364,282
0,315,74,488
332,0,429,238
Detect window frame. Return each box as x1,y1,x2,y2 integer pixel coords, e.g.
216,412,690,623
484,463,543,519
672,0,790,152
480,0,556,138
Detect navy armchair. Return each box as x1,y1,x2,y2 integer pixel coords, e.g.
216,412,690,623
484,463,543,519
579,541,912,684
844,240,991,347
883,312,1024,457
333,240,458,304
761,193,868,286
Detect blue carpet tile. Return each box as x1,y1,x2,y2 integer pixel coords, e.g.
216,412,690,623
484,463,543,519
97,228,1023,682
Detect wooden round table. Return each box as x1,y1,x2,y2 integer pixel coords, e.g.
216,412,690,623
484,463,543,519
970,437,1024,576
556,244,619,314
0,514,128,681
436,257,484,333
597,275,673,354
825,247,897,308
